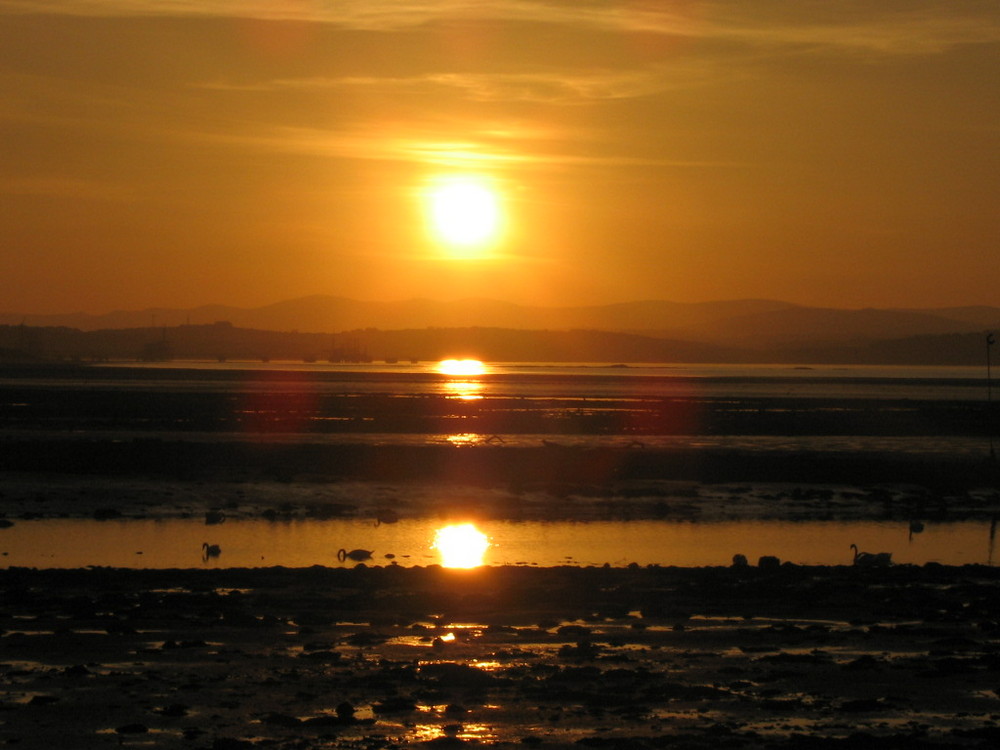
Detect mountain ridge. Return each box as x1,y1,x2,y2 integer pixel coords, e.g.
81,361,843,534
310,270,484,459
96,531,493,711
1,296,996,349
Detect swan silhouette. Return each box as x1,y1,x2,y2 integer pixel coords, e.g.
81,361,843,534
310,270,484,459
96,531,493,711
205,510,226,525
851,543,891,566
202,542,221,561
338,548,373,562
374,509,399,527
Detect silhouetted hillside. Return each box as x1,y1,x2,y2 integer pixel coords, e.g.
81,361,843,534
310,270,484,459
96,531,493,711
5,296,996,349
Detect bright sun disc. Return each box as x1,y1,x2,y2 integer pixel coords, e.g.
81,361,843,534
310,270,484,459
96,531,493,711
433,523,489,568
437,359,485,376
427,177,501,250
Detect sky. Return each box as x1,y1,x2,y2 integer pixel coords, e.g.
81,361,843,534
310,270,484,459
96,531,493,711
1,1,998,315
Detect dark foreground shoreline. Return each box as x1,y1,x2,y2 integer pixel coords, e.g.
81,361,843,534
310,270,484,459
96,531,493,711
4,564,1000,749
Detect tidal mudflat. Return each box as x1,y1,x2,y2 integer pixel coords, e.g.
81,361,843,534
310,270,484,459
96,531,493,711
4,564,1000,749
2,364,999,747
2,472,1000,748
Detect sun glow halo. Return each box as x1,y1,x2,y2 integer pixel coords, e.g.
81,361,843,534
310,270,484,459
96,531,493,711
426,177,501,252
432,523,489,568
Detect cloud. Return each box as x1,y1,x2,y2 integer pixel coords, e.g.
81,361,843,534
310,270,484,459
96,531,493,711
2,0,997,58
0,1,683,30
187,122,745,173
194,51,749,106
711,6,1000,56
197,67,699,104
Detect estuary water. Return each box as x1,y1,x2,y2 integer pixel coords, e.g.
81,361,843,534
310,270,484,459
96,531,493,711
2,517,997,569
0,360,996,569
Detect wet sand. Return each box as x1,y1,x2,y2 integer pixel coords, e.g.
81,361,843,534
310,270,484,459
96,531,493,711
4,564,1000,749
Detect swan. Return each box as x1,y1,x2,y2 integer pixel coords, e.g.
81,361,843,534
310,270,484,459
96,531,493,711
205,510,226,525
851,543,891,566
374,509,399,527
338,548,373,562
202,542,221,561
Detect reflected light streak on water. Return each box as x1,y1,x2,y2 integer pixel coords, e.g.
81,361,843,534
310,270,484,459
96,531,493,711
0,517,997,569
442,381,484,400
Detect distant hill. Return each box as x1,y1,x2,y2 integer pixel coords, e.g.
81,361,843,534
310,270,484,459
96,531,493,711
3,296,997,350
683,307,988,346
0,323,740,365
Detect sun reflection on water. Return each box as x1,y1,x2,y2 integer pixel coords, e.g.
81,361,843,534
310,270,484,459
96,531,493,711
443,380,484,400
432,523,489,568
409,722,497,743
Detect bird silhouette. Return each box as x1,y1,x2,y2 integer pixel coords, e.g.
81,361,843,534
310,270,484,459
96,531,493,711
202,542,221,561
338,548,373,562
204,510,226,525
851,543,891,566
374,509,399,527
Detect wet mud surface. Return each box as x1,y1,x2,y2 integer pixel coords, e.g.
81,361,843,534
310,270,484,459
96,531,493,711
4,564,1000,749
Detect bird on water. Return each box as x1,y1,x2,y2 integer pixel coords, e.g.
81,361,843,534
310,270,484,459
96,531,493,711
338,548,373,562
851,544,892,566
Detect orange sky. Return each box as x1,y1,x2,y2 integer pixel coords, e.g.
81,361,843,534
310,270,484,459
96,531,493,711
1,1,998,314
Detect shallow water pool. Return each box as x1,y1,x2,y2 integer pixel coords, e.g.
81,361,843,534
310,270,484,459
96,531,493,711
1,517,995,569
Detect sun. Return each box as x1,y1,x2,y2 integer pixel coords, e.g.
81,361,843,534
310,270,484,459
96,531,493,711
432,523,490,568
426,176,502,253
436,358,486,376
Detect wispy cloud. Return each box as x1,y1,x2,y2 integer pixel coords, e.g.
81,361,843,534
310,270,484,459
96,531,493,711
194,49,753,106
187,122,746,173
3,0,997,57
0,1,687,31
713,6,1000,56
197,67,703,104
